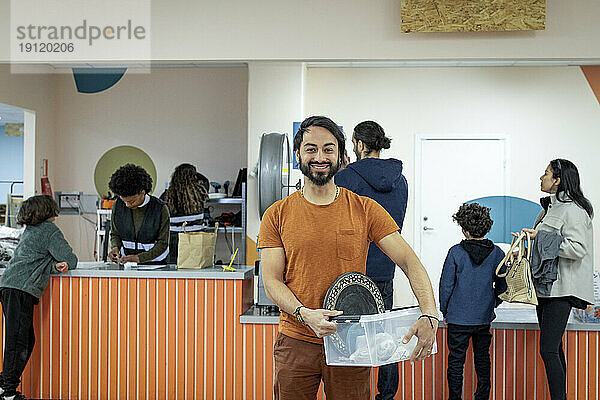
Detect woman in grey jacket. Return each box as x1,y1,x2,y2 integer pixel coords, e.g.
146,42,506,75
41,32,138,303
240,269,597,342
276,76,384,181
522,159,594,400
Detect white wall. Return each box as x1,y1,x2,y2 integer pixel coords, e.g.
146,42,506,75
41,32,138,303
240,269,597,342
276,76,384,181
247,62,305,250
1,0,600,61
305,66,600,305
0,65,57,197
51,67,248,259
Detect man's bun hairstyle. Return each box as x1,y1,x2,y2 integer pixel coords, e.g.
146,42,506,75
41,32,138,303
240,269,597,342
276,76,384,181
353,120,391,152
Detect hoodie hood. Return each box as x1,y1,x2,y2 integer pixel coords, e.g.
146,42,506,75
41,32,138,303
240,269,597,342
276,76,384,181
345,158,404,193
461,239,495,265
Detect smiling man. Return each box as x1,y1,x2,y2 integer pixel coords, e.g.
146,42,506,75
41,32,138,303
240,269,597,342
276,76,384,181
108,164,170,265
258,116,439,400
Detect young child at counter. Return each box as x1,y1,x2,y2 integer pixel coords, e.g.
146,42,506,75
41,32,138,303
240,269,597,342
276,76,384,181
0,195,77,400
439,203,506,400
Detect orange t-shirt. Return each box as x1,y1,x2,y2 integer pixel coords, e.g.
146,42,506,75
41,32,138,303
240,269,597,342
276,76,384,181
257,187,399,344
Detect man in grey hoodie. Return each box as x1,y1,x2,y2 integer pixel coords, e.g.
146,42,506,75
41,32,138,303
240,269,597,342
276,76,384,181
335,120,408,400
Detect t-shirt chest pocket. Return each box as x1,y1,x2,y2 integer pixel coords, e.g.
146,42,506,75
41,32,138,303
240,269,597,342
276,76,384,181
336,229,363,260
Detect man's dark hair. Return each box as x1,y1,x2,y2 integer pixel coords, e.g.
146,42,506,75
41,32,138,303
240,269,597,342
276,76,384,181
353,120,391,153
452,203,493,238
17,195,59,226
108,164,153,197
293,116,346,164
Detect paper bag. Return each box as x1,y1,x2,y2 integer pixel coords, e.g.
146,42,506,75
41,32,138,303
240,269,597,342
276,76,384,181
177,222,219,269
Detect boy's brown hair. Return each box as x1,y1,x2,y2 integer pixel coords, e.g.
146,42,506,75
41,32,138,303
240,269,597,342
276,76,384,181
17,195,60,226
452,202,493,238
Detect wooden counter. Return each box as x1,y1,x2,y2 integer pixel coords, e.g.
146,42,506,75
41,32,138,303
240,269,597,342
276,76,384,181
0,264,254,399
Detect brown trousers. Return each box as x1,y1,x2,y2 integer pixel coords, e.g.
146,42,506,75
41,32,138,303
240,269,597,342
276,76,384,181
273,333,370,400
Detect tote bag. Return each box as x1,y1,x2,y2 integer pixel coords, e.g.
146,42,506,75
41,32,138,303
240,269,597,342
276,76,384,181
495,231,538,306
177,222,219,269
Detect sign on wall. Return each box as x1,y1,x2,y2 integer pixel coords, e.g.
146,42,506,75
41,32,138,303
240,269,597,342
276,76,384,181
401,0,546,33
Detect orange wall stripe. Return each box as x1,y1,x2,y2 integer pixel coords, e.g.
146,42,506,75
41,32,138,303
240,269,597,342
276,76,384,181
567,331,576,400
166,279,177,399
494,329,504,400
80,278,90,400
215,279,225,400
70,278,80,399
225,280,235,398
245,324,254,400
156,279,167,399
185,280,196,399
128,279,138,399
137,279,148,399
195,280,206,400
147,278,157,400
50,278,60,399
12,281,600,399
234,280,244,399
589,332,598,400
206,280,215,398
176,279,186,400
581,66,600,106
59,278,70,400
577,331,586,399
89,278,100,400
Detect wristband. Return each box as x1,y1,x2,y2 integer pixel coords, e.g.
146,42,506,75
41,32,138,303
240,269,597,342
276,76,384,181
293,306,307,325
418,314,439,329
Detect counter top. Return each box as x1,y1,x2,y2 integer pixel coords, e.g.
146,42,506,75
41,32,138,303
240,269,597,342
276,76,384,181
0,262,254,280
240,305,600,331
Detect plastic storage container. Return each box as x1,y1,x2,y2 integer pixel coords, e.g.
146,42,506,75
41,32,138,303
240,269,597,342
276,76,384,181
323,307,437,367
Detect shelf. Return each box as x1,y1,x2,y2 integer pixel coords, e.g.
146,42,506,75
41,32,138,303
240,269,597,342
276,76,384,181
217,227,244,233
207,197,243,204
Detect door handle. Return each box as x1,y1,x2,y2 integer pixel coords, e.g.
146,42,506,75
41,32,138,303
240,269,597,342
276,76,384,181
423,226,435,231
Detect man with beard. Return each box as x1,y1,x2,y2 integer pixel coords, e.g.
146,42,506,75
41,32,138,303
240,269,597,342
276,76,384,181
334,120,408,400
258,116,438,400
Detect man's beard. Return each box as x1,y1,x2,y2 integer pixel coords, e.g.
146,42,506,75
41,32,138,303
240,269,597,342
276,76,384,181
298,156,341,186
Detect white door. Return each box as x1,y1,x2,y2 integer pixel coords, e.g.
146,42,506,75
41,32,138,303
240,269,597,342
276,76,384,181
415,138,507,305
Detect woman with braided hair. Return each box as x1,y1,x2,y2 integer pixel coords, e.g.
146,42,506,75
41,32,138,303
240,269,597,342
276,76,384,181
161,163,210,264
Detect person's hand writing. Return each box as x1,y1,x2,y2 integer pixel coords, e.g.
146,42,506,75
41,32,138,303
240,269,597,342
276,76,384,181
55,262,69,273
301,308,343,338
403,316,438,363
108,247,121,263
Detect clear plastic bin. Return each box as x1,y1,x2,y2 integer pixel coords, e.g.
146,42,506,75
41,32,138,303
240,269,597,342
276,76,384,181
323,307,438,367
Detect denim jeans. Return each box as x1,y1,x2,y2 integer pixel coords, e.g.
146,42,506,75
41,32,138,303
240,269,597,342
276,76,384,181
446,323,492,400
374,280,399,400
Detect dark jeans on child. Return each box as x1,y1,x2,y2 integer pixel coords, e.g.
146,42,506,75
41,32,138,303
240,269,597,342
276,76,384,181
446,323,492,400
0,288,37,397
536,297,572,400
373,280,398,400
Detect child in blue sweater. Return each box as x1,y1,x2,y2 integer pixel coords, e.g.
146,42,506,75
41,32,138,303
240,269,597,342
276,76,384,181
0,195,77,400
439,203,506,400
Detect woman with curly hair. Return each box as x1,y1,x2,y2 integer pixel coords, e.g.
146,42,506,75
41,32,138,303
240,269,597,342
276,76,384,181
161,163,209,264
439,202,507,400
108,164,170,265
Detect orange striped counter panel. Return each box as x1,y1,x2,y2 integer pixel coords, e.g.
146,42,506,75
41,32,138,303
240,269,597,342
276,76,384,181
0,263,254,400
241,307,600,400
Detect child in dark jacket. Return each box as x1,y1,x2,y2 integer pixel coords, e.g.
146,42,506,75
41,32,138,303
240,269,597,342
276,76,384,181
439,203,506,400
0,195,77,400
